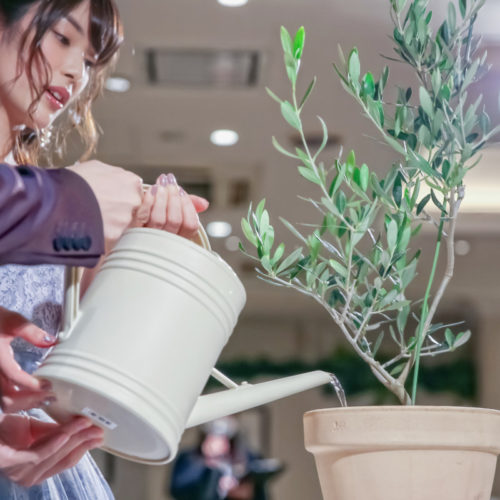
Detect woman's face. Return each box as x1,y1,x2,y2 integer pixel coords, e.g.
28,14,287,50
0,0,96,131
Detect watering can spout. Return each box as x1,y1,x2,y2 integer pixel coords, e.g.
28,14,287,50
186,371,333,429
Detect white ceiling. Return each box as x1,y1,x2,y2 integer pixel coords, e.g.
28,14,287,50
89,0,500,316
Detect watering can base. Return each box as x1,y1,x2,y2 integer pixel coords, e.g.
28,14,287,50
39,376,177,465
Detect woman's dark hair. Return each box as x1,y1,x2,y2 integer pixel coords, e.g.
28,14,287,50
0,0,123,165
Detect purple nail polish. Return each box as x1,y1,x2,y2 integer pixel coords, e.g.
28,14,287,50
166,173,177,185
179,187,186,196
159,174,168,187
151,185,158,195
44,334,57,344
42,396,56,406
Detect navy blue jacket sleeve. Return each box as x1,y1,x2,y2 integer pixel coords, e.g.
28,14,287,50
0,164,105,267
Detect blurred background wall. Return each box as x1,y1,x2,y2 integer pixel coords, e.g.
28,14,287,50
82,0,500,497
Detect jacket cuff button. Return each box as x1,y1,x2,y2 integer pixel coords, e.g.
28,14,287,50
52,237,62,252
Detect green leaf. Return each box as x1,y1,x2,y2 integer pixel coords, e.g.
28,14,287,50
348,48,361,87
261,255,273,273
280,26,293,55
448,3,456,32
372,332,384,357
479,111,491,135
299,76,317,110
454,330,471,349
409,150,440,178
392,173,403,207
298,166,322,185
314,116,329,159
381,66,389,92
387,219,398,251
360,163,369,191
265,87,282,105
459,0,467,18
401,258,417,288
293,26,305,60
346,150,356,172
276,246,304,275
419,86,434,118
397,226,411,253
362,72,375,98
255,199,266,222
271,243,285,266
445,328,454,348
336,191,347,213
280,101,301,130
284,52,298,84
431,189,446,213
397,304,410,334
329,259,348,278
416,193,431,216
241,218,258,247
280,217,307,244
431,70,442,97
271,136,299,159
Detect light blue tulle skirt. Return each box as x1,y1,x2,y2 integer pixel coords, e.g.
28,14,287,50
0,265,115,499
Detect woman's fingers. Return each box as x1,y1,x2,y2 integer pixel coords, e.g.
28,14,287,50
30,425,104,485
1,386,55,413
189,194,210,213
148,182,168,229
0,307,56,348
132,185,155,227
164,181,183,234
179,189,200,240
0,339,41,391
36,435,104,485
142,173,209,237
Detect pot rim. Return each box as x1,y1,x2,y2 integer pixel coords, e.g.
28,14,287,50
304,405,500,417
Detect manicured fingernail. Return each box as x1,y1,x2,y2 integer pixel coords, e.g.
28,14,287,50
44,334,57,344
159,174,168,187
166,173,177,185
151,185,158,195
179,187,186,197
42,396,57,406
40,380,52,391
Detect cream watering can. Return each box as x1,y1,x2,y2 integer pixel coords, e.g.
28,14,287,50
35,227,332,465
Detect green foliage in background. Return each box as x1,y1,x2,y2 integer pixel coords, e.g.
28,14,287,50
212,350,476,404
241,0,497,404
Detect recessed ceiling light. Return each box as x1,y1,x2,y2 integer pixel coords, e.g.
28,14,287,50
207,221,232,238
105,76,131,93
455,240,471,256
210,129,239,146
217,0,248,6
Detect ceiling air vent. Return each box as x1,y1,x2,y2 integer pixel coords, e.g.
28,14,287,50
146,48,260,88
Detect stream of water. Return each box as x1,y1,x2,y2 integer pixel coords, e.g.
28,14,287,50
329,373,347,407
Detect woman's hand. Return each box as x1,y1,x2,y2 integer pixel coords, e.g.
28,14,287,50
0,307,57,412
67,161,143,251
133,173,209,239
0,414,104,487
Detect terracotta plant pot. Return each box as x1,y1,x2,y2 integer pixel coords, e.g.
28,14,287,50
304,406,500,500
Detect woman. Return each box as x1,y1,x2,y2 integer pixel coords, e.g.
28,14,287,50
0,0,208,497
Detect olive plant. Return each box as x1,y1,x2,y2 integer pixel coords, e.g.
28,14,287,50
240,0,498,404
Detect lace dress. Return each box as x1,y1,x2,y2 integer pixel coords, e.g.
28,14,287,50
0,264,114,500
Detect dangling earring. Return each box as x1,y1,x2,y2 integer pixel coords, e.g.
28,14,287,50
39,125,53,149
